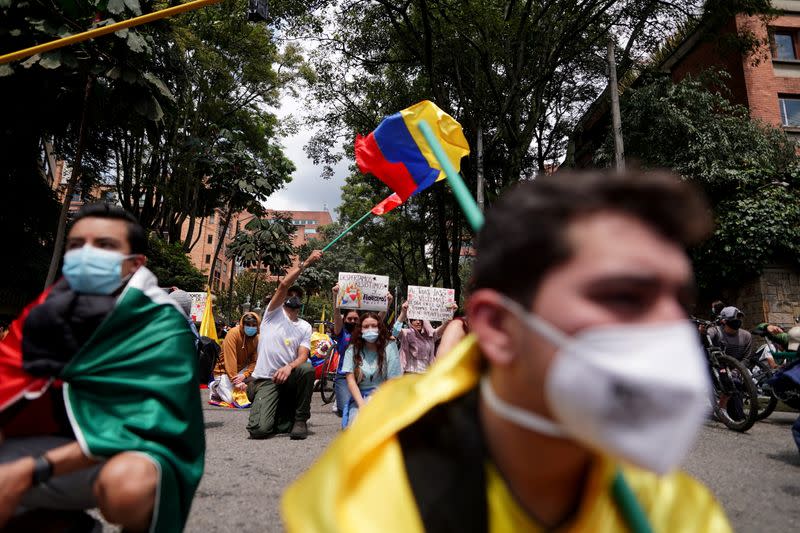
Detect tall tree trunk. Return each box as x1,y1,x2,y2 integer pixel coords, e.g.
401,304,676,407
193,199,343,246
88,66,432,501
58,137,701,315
227,256,236,320
450,211,462,305
434,188,452,288
44,75,94,289
250,268,261,306
208,199,235,287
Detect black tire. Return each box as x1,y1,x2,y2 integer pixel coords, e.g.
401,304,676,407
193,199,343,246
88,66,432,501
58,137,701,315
319,353,336,404
711,354,758,432
751,360,779,421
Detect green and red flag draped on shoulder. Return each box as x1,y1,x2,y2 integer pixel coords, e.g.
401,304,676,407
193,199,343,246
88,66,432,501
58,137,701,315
356,100,470,215
0,268,204,533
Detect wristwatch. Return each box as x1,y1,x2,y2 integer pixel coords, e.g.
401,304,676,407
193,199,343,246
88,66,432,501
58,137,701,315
31,455,53,485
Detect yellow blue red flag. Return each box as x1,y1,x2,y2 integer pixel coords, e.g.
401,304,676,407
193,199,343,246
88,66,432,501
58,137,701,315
356,101,470,213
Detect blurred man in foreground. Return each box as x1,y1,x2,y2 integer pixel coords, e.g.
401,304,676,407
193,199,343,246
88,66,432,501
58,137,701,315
282,171,730,532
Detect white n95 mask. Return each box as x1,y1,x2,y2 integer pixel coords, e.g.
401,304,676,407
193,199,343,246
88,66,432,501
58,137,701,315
481,296,710,474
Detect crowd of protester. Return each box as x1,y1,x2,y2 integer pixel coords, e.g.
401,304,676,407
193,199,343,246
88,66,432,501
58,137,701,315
3,169,800,532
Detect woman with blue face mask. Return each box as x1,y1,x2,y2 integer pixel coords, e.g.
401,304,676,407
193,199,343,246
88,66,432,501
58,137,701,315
209,311,261,407
341,313,402,428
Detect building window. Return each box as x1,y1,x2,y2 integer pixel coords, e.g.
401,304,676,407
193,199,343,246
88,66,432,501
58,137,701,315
208,213,215,224
205,254,211,264
779,96,800,127
207,235,213,244
304,228,317,235
773,31,797,60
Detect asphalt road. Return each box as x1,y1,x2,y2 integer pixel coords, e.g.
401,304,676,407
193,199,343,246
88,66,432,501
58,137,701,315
684,411,800,533
184,391,342,533
175,393,799,532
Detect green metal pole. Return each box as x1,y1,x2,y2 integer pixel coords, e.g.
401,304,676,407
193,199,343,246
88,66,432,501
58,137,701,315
417,121,485,232
322,210,372,252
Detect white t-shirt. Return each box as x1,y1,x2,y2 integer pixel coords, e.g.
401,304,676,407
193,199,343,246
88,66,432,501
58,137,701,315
252,306,312,380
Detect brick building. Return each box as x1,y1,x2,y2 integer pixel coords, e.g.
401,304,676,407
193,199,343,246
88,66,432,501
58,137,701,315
182,209,334,289
571,1,800,326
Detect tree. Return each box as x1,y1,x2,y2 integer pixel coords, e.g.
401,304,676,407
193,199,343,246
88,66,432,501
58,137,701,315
595,71,800,292
294,0,773,295
215,270,277,323
1,0,180,290
226,215,296,304
146,236,206,291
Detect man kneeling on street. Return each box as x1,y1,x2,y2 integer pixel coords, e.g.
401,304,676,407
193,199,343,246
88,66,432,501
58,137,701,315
247,250,324,440
0,203,204,532
283,171,731,532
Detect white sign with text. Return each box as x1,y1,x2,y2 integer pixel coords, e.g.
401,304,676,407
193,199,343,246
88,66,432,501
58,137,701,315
337,272,389,311
407,286,456,322
187,292,207,323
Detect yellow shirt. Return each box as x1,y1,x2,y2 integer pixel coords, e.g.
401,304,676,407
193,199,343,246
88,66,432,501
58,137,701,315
283,335,732,533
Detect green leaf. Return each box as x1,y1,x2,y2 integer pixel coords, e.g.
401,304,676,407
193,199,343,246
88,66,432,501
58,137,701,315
126,31,147,53
106,0,126,15
143,71,175,102
0,64,14,77
20,54,40,68
9,29,21,36
0,0,12,7
39,51,61,69
124,0,142,16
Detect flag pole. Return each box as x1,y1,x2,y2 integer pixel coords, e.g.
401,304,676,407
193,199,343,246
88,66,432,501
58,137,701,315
0,0,223,65
417,121,485,232
322,210,372,252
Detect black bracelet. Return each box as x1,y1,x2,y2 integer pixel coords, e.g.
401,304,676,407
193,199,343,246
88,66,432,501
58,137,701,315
32,455,54,485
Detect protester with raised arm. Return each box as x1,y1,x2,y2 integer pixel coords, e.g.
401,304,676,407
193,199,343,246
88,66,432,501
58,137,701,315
246,250,323,440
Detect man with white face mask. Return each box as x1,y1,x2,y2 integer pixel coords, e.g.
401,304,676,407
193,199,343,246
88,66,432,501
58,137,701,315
282,170,731,532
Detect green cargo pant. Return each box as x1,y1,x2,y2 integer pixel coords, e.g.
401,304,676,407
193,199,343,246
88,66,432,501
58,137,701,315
246,363,314,439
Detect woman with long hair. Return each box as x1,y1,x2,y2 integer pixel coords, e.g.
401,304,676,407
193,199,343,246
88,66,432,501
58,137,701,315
340,312,402,428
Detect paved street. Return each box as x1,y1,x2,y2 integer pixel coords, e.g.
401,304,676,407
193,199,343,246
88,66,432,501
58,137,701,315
184,391,342,532
684,411,800,533
181,391,800,533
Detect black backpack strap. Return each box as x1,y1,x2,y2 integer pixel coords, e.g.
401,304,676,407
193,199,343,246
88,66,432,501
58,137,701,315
398,388,488,533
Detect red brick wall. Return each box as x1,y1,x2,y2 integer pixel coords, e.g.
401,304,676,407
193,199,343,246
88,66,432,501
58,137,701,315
669,18,749,108
736,13,800,127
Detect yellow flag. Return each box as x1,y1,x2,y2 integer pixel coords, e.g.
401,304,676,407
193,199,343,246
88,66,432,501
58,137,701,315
318,307,326,334
199,287,218,343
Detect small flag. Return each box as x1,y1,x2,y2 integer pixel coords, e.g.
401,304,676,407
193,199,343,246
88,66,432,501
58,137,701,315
355,101,470,203
318,307,326,334
370,193,403,216
199,287,218,342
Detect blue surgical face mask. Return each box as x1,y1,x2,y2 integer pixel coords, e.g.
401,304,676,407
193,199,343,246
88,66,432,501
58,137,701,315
244,325,258,337
62,245,134,295
362,330,380,343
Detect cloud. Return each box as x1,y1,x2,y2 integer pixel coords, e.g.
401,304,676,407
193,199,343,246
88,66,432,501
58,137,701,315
264,94,349,219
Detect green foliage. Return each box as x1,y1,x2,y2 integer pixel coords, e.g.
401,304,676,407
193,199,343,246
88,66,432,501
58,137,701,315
215,270,277,322
146,237,206,291
597,71,800,291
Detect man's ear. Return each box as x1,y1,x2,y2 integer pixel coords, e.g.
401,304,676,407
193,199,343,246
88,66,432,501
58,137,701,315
468,289,516,366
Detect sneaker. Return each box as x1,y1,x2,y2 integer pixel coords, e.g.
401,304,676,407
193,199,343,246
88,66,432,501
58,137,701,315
290,420,308,440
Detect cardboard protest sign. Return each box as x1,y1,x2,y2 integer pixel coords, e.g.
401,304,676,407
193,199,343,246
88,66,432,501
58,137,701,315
407,286,456,322
337,272,389,311
187,292,207,322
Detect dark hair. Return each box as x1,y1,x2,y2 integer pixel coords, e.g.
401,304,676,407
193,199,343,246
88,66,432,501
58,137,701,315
343,309,360,320
70,202,147,255
711,300,725,315
350,312,390,383
472,170,712,306
288,285,304,299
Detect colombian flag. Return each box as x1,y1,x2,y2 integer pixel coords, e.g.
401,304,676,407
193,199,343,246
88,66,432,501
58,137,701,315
356,100,470,213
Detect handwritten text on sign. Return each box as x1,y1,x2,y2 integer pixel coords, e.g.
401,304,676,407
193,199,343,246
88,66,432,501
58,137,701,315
187,292,207,323
337,272,389,311
407,286,456,322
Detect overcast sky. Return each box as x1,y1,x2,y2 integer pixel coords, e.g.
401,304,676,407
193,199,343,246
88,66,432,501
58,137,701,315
263,94,349,219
